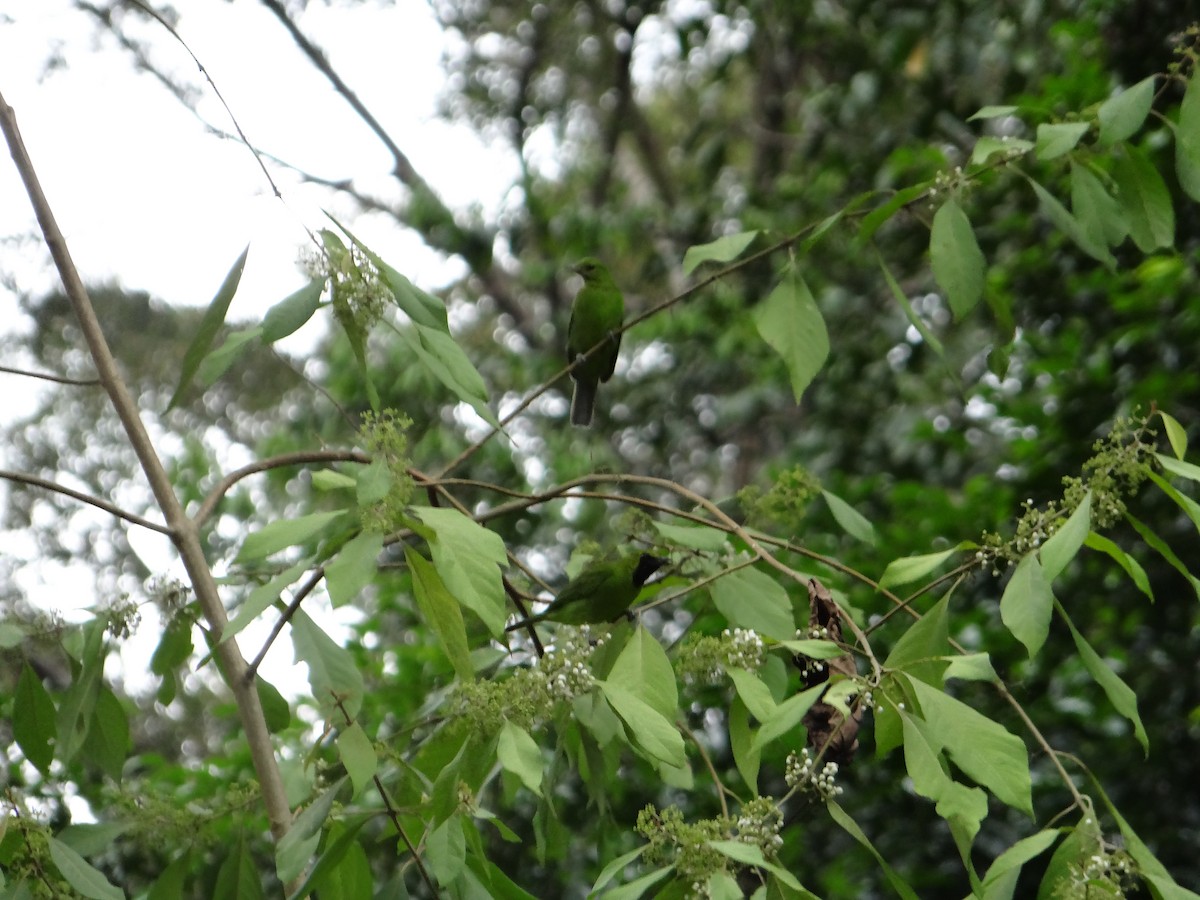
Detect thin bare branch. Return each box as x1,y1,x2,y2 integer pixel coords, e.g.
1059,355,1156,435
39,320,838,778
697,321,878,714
0,469,171,535
0,363,101,386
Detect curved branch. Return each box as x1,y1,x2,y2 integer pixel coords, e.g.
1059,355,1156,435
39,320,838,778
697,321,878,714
0,469,171,535
0,364,101,386
194,449,370,528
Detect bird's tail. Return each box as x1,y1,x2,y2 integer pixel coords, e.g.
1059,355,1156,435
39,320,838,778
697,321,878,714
570,381,596,427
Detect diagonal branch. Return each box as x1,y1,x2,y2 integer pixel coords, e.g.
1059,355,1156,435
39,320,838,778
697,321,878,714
0,469,171,535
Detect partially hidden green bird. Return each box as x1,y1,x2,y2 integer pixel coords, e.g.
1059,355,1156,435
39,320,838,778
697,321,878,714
507,552,667,629
566,257,625,427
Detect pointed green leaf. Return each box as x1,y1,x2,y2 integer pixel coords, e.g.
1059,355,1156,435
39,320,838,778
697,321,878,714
969,106,1019,121
48,837,124,900
408,507,508,637
168,245,248,409
751,683,825,754
291,610,364,719
930,198,986,319
651,520,730,552
236,510,347,562
944,653,999,683
1039,490,1091,581
197,326,261,387
727,667,777,723
1097,76,1155,146
822,489,876,545
906,677,1032,815
14,663,57,773
728,695,760,791
1000,554,1054,658
1126,512,1200,601
827,801,921,900
682,231,760,274
1063,615,1148,756
1071,162,1127,248
710,565,795,640
884,592,950,686
1156,452,1200,482
595,680,686,767
262,276,325,342
337,722,377,797
1146,469,1200,536
1083,532,1152,600
971,136,1033,165
405,547,474,680
707,841,808,892
325,531,383,609
1158,411,1188,459
879,546,962,590
754,268,829,403
608,625,678,720
86,685,129,782
255,676,291,733
216,834,265,900
222,559,310,645
1027,177,1116,269
980,830,1059,896
878,251,949,363
1036,122,1090,160
1176,67,1200,201
1112,146,1174,251
590,845,648,894
497,721,544,797
858,182,931,244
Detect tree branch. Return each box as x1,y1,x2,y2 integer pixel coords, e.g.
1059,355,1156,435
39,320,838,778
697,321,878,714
0,469,171,535
0,90,297,859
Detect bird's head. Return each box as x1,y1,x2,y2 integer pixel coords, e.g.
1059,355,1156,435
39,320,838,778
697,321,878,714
572,257,607,281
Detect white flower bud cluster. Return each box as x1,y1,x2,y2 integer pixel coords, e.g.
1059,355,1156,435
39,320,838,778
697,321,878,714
722,627,764,670
785,748,843,800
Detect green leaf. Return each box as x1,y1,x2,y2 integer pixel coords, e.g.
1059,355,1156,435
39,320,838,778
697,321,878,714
968,105,1019,121
608,625,679,720
1063,615,1148,756
902,714,989,845
196,326,262,387
216,834,266,900
827,801,921,900
148,852,192,900
727,667,777,723
1146,469,1200,536
821,489,876,545
403,324,499,428
56,620,105,763
1158,411,1188,459
980,830,1059,897
1000,553,1054,658
1097,76,1155,146
405,547,474,679
1071,162,1127,248
427,816,468,888
930,198,986,320
48,837,124,900
651,520,730,552
944,653,999,682
595,680,686,767
14,664,57,773
1176,67,1200,201
497,721,544,797
1126,512,1200,601
409,507,509,637
884,592,950,686
753,268,829,403
707,841,808,892
277,777,347,885
879,546,962,590
355,458,393,506
1026,177,1116,270
256,676,291,733
710,565,796,641
262,277,324,342
751,683,824,754
776,639,845,660
1039,490,1091,581
86,685,130,782
236,510,348,562
857,182,931,244
728,695,760,791
1112,146,1175,252
291,610,364,719
597,865,674,899
905,677,1033,815
877,252,949,366
222,559,310,645
311,469,356,491
1035,122,1090,160
336,723,377,798
1156,452,1200,483
590,845,647,894
682,231,760,274
970,136,1033,165
168,245,248,409
324,531,382,609
1083,532,1153,600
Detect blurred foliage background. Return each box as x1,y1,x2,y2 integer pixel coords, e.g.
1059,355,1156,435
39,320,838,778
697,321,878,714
3,0,1200,896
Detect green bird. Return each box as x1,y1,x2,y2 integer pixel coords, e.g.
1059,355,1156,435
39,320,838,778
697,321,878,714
566,258,625,427
508,552,667,629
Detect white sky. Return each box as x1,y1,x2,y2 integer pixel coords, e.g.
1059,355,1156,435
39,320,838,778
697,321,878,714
0,1,514,694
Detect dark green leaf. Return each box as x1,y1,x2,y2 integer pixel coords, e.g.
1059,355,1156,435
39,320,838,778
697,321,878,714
1035,122,1090,160
262,277,325,342
1000,553,1054,658
325,531,382,609
1097,76,1155,146
168,245,248,409
291,610,364,719
753,267,829,403
405,547,474,680
930,199,986,319
1112,146,1174,251
1176,67,1200,201
710,565,795,641
14,664,57,773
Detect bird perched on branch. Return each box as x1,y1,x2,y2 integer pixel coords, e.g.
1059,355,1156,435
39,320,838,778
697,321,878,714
507,552,666,629
566,258,624,427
